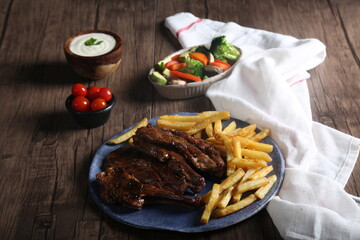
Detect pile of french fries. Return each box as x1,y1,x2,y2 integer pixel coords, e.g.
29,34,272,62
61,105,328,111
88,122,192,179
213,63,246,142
156,111,277,224
106,111,277,224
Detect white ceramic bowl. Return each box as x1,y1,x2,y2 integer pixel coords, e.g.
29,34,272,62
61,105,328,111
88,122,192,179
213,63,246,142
148,46,241,100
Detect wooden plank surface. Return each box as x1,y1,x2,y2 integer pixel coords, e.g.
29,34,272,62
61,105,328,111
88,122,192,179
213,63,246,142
0,0,359,239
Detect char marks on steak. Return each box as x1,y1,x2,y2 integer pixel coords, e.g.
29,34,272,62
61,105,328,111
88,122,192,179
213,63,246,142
136,124,226,177
96,168,203,210
132,136,206,193
167,128,226,177
105,147,188,194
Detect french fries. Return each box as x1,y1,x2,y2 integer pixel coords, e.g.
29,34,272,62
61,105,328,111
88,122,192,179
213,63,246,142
248,166,274,180
157,111,230,135
202,168,245,203
212,194,257,218
200,184,220,224
157,119,195,131
107,118,148,145
255,175,277,199
190,112,278,224
233,177,269,195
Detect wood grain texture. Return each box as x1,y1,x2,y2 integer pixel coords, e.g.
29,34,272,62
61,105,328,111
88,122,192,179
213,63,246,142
0,0,358,239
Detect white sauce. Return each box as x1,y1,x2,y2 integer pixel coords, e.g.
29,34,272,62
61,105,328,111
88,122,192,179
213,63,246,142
69,33,116,57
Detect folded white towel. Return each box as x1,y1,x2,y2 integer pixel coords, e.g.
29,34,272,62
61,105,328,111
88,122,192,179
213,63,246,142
165,12,360,239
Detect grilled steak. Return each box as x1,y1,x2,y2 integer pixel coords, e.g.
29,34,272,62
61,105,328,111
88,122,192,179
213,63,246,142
97,123,226,209
105,147,188,194
135,124,226,177
132,136,206,193
96,167,203,210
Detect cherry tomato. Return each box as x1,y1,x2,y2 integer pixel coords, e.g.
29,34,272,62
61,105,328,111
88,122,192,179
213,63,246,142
91,98,107,111
99,87,113,101
71,96,90,112
71,83,87,97
87,86,101,101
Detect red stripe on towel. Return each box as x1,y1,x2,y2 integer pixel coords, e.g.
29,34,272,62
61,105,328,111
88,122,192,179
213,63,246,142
289,79,306,87
176,18,203,39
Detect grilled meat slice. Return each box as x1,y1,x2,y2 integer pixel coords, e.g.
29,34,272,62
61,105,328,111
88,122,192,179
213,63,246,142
165,128,226,177
135,124,226,178
96,168,203,210
132,136,206,193
105,147,187,194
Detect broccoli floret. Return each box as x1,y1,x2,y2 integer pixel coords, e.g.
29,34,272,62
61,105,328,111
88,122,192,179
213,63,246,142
209,36,240,62
193,46,209,54
179,58,204,77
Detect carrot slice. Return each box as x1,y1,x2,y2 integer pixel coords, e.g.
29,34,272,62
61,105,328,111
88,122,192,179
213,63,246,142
165,60,180,69
171,54,181,61
168,62,186,71
210,61,230,70
190,52,208,65
214,59,231,68
170,70,202,82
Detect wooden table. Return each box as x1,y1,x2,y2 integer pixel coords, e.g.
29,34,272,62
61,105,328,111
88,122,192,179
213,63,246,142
1,0,359,239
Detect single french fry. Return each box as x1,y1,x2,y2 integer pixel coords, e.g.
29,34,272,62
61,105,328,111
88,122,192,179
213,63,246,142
248,165,274,180
186,119,211,135
107,118,148,145
255,175,277,199
212,194,257,218
214,120,223,135
241,149,272,162
199,111,219,117
231,168,257,202
158,114,204,122
202,111,231,122
244,132,256,139
234,177,269,195
250,128,270,142
202,168,245,203
217,186,234,209
205,123,214,137
205,137,223,145
156,119,195,131
232,158,268,169
229,124,256,137
232,137,242,159
201,184,220,224
223,136,233,161
223,136,236,176
222,121,237,134
219,135,273,153
239,138,273,153
194,130,202,138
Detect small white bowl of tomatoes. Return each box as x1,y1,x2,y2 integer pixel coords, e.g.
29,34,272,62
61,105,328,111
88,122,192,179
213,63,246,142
65,83,115,128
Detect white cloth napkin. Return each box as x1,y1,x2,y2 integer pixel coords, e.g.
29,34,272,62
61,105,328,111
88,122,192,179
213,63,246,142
165,12,360,239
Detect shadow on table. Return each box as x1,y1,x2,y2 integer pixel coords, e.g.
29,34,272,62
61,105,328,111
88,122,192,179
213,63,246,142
28,61,88,86
30,111,82,138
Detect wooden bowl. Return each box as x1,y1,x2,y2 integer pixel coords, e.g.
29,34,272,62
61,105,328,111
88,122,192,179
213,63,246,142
64,30,122,80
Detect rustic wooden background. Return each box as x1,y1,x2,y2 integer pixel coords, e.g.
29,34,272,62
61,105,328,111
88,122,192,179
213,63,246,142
0,0,359,239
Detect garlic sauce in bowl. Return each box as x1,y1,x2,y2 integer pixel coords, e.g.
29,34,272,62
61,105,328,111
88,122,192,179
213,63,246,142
64,30,123,80
69,33,116,57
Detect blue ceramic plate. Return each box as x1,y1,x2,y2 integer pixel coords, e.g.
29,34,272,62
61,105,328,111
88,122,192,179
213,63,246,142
89,112,285,232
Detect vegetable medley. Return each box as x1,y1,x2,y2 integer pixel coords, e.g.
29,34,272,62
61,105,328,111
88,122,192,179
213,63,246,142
150,36,241,85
